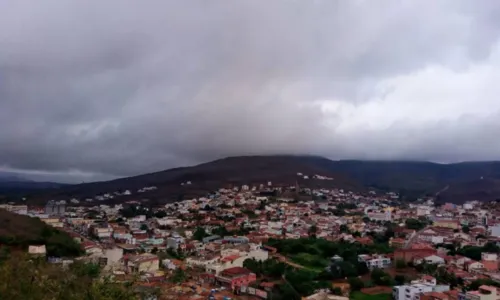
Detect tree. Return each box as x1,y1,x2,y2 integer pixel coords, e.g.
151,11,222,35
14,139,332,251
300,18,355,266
469,279,500,291
0,254,145,300
462,225,470,234
154,211,167,218
405,218,426,230
371,268,394,286
332,287,342,295
339,224,349,233
171,268,186,283
395,259,407,269
193,227,208,241
140,224,149,231
151,247,158,254
394,274,406,285
348,277,364,291
308,225,318,237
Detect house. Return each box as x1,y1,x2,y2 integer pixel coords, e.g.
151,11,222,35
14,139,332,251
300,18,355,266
433,219,460,230
414,255,445,265
28,245,47,256
395,248,437,263
358,254,391,270
166,233,185,249
215,267,256,290
421,291,450,300
393,279,450,300
464,261,484,273
390,238,406,249
481,253,498,271
127,254,160,273
465,285,499,300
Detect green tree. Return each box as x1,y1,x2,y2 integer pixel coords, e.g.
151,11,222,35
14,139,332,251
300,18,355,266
348,277,364,291
462,225,470,234
405,218,426,230
469,279,500,291
171,268,187,283
140,224,149,231
193,227,208,241
394,274,406,285
0,254,144,300
154,211,167,218
395,259,407,269
332,287,342,295
308,225,318,237
371,268,394,286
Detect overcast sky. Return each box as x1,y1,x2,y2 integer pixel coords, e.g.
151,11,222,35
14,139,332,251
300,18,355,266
2,0,500,182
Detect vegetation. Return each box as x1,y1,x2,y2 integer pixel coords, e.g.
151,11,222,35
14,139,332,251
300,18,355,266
405,218,427,230
370,268,394,286
348,277,365,291
243,258,287,278
469,278,500,291
457,242,500,261
193,227,208,241
267,238,393,267
0,209,83,257
0,254,153,300
119,205,153,219
171,268,187,283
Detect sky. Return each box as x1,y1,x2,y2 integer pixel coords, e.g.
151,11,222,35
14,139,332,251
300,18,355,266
2,0,500,183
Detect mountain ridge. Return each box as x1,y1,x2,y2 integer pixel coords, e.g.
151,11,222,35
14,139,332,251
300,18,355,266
4,156,500,204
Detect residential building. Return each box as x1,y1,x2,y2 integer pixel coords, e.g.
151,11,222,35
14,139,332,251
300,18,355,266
167,233,185,249
215,267,256,290
465,285,499,300
358,254,391,270
126,254,160,273
45,200,66,216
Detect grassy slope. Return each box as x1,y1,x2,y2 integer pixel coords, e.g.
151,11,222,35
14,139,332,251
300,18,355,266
0,209,83,257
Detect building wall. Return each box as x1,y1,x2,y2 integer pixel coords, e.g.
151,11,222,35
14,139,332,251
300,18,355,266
104,248,123,265
133,259,160,273
490,225,500,237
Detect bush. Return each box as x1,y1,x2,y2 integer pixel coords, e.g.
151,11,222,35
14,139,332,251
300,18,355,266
0,254,151,300
348,277,365,291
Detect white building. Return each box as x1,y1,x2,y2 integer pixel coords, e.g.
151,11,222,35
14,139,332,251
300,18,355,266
358,254,391,270
393,284,433,300
482,253,498,261
393,276,449,300
490,225,500,238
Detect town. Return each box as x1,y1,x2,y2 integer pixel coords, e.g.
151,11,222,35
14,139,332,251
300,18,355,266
2,178,500,300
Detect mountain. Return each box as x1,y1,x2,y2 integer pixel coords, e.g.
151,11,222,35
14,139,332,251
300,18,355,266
25,156,360,205
8,156,500,204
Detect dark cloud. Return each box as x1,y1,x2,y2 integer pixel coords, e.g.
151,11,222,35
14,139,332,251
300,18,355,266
1,0,500,182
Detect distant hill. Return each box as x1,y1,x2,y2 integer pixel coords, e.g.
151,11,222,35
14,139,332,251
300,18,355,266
7,156,500,204
25,156,360,205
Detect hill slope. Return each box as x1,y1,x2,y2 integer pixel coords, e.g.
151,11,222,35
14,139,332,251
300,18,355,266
27,155,360,204
0,209,83,257
8,156,500,204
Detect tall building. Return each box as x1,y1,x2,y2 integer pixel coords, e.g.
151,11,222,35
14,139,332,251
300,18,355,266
45,200,66,216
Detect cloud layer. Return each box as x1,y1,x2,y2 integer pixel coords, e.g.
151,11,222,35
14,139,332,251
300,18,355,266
2,0,500,182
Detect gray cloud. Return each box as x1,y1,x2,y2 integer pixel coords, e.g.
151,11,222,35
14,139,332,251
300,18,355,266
2,0,500,182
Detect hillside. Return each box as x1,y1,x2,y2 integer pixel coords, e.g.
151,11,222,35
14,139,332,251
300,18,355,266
5,156,500,204
24,156,361,205
0,209,83,257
